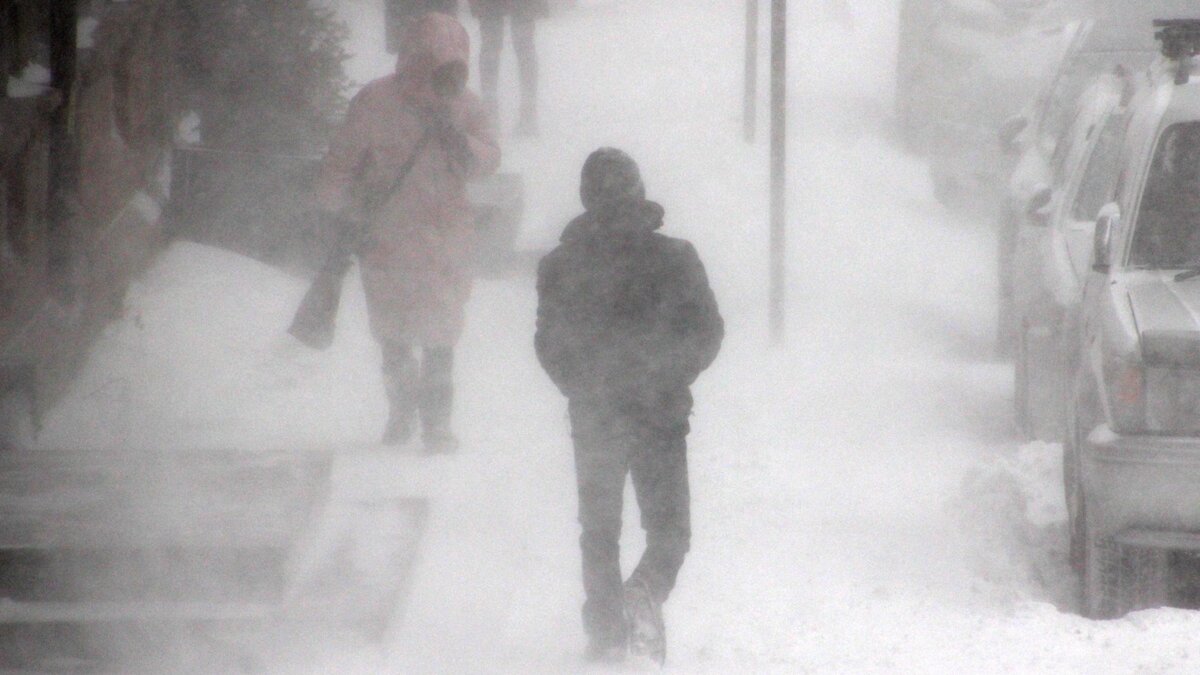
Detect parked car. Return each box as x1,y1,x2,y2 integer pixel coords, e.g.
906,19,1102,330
1065,20,1200,619
895,0,1074,205
1010,68,1130,441
996,0,1200,355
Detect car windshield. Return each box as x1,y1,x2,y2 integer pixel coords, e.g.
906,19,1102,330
1071,111,1125,222
1131,122,1200,268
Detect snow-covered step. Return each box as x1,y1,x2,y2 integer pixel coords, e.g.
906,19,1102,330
0,599,275,624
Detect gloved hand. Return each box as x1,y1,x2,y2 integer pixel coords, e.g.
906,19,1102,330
420,106,475,173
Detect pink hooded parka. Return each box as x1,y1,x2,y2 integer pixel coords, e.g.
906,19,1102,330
317,12,501,348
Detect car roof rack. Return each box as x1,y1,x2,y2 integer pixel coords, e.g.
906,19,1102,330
1155,19,1200,84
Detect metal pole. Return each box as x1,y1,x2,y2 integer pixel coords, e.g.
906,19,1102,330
769,0,786,343
744,0,759,143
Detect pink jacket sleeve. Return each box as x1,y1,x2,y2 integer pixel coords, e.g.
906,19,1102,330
463,100,501,180
316,94,370,213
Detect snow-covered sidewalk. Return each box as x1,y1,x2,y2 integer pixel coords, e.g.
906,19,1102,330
37,1,1200,672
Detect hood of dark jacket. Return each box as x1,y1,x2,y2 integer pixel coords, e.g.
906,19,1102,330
561,200,665,243
563,147,663,240
580,147,645,213
396,12,471,104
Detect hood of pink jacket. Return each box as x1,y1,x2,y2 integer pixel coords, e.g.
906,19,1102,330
396,12,471,105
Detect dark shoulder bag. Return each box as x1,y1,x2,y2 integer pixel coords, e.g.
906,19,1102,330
288,131,434,349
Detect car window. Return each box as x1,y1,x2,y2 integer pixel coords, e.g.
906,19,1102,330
1050,107,1082,185
1070,112,1125,222
1131,122,1200,267
1038,51,1154,156
1042,59,1089,144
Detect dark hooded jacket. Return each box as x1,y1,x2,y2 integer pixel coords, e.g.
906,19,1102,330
535,149,723,418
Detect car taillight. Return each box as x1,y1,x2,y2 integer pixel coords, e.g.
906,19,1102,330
1115,366,1144,405
1107,361,1146,433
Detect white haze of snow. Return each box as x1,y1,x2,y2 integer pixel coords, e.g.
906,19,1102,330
34,0,1200,672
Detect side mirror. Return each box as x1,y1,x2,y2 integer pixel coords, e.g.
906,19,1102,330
998,116,1028,155
1092,202,1120,273
1025,184,1053,226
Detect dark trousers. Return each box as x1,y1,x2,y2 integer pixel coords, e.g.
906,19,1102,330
569,398,691,646
478,13,538,120
381,340,455,433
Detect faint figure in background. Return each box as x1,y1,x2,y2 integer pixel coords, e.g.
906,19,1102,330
384,0,459,54
468,0,548,136
317,13,499,452
824,0,855,30
535,149,724,664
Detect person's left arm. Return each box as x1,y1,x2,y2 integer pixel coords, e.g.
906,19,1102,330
663,241,724,386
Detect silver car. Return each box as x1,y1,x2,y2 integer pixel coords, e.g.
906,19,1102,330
1010,68,1130,442
1067,20,1200,619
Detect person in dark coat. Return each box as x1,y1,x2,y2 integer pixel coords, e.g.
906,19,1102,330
384,0,459,54
535,148,724,664
467,0,548,135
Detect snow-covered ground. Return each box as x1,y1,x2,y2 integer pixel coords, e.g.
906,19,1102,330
35,0,1200,672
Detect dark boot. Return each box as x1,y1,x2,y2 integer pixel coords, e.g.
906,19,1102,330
583,584,628,664
381,342,418,446
623,576,665,666
418,347,458,454
584,639,626,664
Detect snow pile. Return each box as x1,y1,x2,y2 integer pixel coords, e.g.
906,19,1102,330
39,243,385,452
954,441,1074,609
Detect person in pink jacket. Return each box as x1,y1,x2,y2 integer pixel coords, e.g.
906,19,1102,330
316,12,501,452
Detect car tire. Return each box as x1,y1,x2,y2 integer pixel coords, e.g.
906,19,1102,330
1014,322,1033,440
1081,501,1169,619
0,388,36,452
1122,545,1169,614
1081,497,1122,619
1063,407,1085,574
1066,473,1085,575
